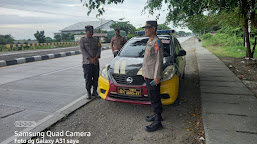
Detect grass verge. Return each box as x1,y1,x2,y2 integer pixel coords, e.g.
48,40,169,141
201,33,257,58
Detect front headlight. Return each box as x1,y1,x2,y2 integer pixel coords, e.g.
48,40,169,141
100,65,109,80
161,65,176,81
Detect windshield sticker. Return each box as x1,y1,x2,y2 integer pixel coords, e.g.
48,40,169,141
161,40,170,44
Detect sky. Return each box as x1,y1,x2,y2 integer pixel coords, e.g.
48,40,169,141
0,0,191,40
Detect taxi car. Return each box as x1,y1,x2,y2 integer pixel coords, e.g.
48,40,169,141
98,30,186,105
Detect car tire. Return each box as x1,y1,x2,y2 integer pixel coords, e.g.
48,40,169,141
182,69,185,79
173,94,180,106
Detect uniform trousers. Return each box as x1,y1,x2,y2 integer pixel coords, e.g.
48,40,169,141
83,64,99,91
145,78,163,115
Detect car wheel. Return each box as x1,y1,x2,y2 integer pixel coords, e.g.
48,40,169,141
182,69,185,79
173,94,180,106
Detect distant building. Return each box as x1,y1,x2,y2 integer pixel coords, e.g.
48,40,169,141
14,40,38,44
57,20,115,35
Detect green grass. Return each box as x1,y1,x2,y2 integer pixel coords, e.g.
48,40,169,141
201,33,257,58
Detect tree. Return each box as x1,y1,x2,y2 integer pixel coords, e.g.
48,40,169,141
110,22,136,34
143,0,257,58
177,31,186,37
0,34,15,45
81,0,257,58
54,34,62,42
45,37,53,43
34,30,46,43
157,24,170,30
61,33,74,42
94,28,107,33
136,27,144,31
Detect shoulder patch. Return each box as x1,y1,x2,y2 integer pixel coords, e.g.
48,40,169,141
98,41,101,46
154,41,160,51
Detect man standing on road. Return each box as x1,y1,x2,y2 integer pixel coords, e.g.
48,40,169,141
79,25,101,99
142,21,164,132
111,29,127,57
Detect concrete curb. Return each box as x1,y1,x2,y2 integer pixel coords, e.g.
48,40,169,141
0,47,110,68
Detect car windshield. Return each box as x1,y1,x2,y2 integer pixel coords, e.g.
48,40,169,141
119,37,171,58
119,38,148,57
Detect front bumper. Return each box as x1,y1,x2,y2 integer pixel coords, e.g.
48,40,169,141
98,75,179,105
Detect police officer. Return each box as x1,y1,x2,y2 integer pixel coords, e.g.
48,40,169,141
79,25,101,99
111,29,127,57
142,21,164,132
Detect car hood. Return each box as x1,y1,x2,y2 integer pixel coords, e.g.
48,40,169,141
108,56,143,76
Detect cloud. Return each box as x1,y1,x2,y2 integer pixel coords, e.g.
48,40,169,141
0,23,69,40
0,14,96,24
0,0,191,39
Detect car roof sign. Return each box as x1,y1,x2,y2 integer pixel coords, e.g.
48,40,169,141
135,30,175,36
161,40,170,44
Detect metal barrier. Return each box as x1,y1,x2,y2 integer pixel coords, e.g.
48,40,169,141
5,42,78,48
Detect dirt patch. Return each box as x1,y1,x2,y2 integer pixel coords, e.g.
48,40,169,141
219,57,257,97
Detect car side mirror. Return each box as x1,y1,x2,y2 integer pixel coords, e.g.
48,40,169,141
113,50,119,57
177,50,186,57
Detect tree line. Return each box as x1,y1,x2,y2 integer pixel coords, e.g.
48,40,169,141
1,21,188,45
82,0,257,58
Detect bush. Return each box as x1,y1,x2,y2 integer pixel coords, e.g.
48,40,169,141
0,34,15,45
201,33,213,40
225,36,243,46
127,34,135,40
205,33,229,46
201,32,257,58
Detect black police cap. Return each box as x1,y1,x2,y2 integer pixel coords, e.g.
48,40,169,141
142,21,158,28
85,25,94,31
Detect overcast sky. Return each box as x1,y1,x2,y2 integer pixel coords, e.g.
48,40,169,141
0,0,190,40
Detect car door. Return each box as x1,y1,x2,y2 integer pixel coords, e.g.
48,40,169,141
173,37,184,77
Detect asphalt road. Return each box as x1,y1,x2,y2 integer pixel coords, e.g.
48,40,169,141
0,49,114,143
0,43,111,61
0,37,201,144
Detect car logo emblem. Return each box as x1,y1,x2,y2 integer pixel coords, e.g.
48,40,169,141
126,77,133,84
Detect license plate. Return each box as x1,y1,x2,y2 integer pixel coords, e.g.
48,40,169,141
118,87,141,96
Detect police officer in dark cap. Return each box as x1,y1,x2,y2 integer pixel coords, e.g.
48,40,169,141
142,20,164,132
79,25,101,99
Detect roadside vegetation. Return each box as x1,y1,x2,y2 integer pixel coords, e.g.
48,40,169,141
82,0,257,59
201,33,257,58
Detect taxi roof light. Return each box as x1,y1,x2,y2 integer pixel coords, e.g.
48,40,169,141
135,30,175,36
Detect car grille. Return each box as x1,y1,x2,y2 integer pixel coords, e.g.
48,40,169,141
109,93,149,101
112,74,145,85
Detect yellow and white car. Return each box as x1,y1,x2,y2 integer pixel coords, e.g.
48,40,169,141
98,30,186,105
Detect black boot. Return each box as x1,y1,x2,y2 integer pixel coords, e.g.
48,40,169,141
145,114,163,122
92,89,99,98
145,114,163,132
86,89,91,99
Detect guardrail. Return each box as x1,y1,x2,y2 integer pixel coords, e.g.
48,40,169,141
5,42,78,48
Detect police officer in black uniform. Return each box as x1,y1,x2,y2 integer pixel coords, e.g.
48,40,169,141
142,21,164,132
79,25,101,99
